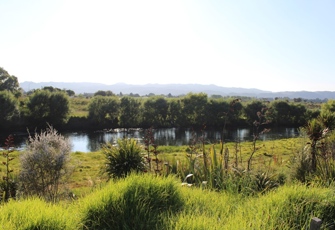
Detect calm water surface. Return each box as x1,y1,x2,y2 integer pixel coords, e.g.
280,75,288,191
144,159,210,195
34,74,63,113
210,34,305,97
1,127,300,152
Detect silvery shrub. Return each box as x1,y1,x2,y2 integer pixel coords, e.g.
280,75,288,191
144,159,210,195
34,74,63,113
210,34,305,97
19,126,72,201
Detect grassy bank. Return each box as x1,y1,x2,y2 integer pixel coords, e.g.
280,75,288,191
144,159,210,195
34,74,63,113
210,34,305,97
0,174,335,229
1,137,303,196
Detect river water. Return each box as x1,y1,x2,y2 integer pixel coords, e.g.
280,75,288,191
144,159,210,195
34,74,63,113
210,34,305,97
1,127,300,152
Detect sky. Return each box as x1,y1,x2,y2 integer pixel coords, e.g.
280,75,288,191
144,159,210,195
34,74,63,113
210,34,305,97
1,0,335,92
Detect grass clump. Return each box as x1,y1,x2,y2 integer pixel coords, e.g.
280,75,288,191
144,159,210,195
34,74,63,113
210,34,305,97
223,185,335,229
0,198,77,230
169,188,242,230
78,173,183,230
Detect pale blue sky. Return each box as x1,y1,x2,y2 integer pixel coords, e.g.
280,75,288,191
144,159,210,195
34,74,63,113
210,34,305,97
1,0,334,92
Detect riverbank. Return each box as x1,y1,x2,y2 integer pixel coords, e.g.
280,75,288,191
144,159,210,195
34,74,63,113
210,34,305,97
3,137,302,196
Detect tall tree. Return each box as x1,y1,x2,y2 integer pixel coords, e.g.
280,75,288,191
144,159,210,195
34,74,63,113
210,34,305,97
141,97,168,127
205,99,229,127
94,90,115,97
49,92,70,125
243,100,267,125
0,91,19,127
181,93,208,127
119,96,141,128
268,100,292,126
167,99,183,126
27,90,70,127
0,67,21,97
88,96,120,126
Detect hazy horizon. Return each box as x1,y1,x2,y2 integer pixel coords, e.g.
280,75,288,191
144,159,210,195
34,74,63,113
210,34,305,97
1,1,335,92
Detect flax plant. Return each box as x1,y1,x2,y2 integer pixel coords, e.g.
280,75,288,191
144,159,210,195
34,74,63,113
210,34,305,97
1,135,16,202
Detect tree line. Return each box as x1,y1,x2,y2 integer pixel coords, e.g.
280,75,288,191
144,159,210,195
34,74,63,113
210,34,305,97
1,67,334,132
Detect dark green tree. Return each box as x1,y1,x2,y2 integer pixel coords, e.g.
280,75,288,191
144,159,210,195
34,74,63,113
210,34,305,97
49,92,70,126
65,89,75,97
226,98,243,125
27,90,50,126
42,86,61,92
94,90,115,97
244,100,267,125
268,100,292,126
205,99,229,127
27,90,70,127
0,67,21,97
0,91,19,126
167,99,183,126
181,93,208,127
119,96,141,128
88,96,120,126
141,97,168,127
289,103,307,126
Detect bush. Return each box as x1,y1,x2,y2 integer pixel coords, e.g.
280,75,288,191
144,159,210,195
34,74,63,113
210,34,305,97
79,173,184,230
19,126,72,201
102,138,145,179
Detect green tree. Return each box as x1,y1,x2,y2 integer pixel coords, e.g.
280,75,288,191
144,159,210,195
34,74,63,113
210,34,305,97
42,86,61,92
119,96,141,128
226,98,243,125
289,103,307,126
49,92,70,125
167,99,183,126
27,90,70,127
0,91,19,126
94,90,115,97
0,67,21,97
141,97,168,127
88,96,120,126
27,90,50,126
268,100,292,126
243,100,267,125
205,99,229,127
65,89,75,97
181,93,208,127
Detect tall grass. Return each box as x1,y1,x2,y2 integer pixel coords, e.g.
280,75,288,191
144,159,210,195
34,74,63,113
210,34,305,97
77,173,183,230
170,137,281,195
222,185,335,229
0,175,335,229
0,198,78,230
171,184,335,230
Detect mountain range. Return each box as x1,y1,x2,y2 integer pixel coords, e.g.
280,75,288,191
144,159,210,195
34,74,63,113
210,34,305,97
20,81,335,100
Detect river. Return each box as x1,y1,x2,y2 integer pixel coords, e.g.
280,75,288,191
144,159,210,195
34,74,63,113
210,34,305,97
1,127,300,152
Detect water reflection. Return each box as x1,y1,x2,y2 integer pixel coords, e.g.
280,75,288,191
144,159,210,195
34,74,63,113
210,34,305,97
1,127,300,153
68,127,299,152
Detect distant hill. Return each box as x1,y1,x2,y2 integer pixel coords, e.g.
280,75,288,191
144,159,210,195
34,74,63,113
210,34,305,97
20,81,335,100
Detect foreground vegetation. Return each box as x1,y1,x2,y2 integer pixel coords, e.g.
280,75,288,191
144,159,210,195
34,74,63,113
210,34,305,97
1,174,335,229
1,131,335,229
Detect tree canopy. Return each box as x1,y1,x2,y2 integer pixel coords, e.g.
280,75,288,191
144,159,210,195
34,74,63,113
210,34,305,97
0,67,21,97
